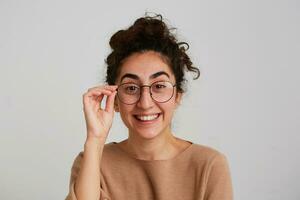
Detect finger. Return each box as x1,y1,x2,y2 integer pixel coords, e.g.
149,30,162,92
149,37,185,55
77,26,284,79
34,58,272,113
95,97,104,111
90,91,107,106
92,90,116,110
95,94,104,107
105,91,117,113
83,90,111,106
90,90,112,105
85,90,112,99
87,88,113,93
95,94,104,102
88,85,118,92
104,85,118,90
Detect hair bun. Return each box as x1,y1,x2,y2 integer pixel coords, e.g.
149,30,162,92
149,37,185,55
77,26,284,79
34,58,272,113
109,15,171,51
133,17,166,38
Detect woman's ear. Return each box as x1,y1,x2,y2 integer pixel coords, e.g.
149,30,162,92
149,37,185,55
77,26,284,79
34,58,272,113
175,92,182,108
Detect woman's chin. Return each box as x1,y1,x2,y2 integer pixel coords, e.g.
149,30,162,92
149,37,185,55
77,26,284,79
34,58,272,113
131,129,161,140
140,132,159,139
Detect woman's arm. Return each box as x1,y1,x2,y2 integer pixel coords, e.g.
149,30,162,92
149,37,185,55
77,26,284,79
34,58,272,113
66,85,117,200
74,138,104,200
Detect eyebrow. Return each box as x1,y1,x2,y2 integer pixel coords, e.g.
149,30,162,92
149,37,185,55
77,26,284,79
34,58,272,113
120,71,170,82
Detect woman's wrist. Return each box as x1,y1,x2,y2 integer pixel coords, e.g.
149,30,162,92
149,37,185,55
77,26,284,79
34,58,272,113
84,136,106,150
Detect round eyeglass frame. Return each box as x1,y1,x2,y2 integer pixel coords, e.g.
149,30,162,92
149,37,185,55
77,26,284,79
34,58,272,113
116,81,177,105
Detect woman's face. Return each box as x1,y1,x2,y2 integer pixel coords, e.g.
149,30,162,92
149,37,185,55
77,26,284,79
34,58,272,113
115,50,182,139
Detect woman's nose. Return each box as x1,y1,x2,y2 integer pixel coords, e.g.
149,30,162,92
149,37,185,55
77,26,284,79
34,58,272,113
136,87,154,109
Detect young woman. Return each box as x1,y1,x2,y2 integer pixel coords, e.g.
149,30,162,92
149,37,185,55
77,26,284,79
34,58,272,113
66,14,233,200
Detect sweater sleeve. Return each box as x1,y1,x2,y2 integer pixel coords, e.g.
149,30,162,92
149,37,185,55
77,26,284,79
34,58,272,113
204,153,233,200
65,152,111,200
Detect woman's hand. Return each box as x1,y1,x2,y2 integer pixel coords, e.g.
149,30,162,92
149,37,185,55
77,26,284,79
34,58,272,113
82,85,118,141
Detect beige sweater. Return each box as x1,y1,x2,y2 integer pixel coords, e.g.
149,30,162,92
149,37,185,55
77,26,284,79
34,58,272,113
65,142,233,200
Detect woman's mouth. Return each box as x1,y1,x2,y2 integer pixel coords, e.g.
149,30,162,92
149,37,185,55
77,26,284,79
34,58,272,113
134,113,161,122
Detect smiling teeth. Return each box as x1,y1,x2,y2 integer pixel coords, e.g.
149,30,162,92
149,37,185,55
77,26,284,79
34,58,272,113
136,114,159,121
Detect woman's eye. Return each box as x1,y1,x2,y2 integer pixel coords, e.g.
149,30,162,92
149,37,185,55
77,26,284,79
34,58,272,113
125,86,138,93
154,84,166,89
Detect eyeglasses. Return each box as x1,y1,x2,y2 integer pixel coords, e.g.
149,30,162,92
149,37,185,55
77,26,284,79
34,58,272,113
117,81,176,105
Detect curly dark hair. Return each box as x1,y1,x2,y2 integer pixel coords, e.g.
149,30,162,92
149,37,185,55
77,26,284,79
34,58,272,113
105,13,200,93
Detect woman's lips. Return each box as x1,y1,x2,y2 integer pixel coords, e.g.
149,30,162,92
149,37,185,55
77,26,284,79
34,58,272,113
134,113,161,123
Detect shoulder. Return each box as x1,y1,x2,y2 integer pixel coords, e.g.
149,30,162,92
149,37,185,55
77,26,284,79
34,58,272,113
102,142,120,156
101,142,126,163
191,144,233,199
188,143,229,168
71,151,83,167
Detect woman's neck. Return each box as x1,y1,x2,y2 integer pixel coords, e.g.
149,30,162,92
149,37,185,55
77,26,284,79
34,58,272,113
119,129,189,161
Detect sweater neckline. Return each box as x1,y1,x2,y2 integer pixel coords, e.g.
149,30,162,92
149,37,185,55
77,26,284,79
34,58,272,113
111,140,194,163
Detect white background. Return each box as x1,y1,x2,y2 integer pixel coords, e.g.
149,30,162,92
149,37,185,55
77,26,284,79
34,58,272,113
0,0,299,199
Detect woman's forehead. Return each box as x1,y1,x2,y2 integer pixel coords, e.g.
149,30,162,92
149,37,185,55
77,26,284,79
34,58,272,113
117,51,175,82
